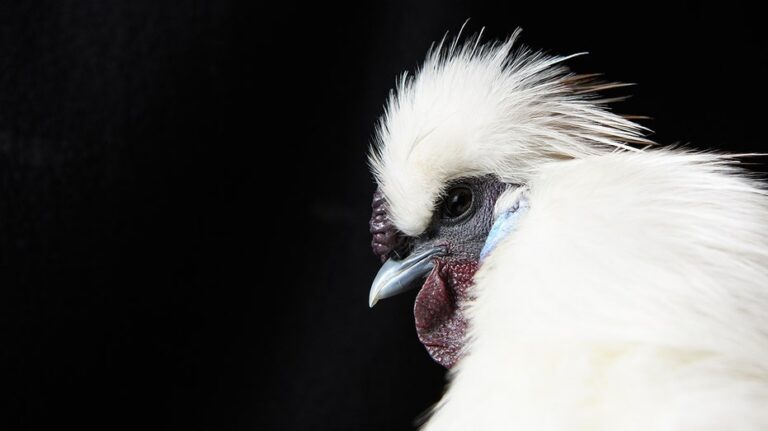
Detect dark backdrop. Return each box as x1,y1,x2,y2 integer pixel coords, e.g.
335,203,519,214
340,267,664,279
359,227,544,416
2,2,766,430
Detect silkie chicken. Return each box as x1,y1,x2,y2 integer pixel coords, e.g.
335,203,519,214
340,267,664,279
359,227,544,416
367,30,768,430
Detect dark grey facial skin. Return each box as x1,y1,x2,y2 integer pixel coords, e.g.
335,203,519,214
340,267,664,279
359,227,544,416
370,175,508,263
411,175,508,261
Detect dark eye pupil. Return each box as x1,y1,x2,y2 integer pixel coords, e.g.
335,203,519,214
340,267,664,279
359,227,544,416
443,186,473,219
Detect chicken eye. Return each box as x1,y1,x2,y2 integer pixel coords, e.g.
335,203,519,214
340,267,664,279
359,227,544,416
441,185,474,221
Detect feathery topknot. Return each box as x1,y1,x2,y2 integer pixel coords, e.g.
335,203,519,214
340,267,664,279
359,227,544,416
370,29,651,236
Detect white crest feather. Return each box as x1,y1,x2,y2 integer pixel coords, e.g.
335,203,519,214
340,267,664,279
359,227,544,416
370,30,649,236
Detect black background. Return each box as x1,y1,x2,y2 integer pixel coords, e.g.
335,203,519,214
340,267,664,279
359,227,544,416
2,2,766,430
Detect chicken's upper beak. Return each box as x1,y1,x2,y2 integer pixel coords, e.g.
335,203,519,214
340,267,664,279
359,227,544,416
369,247,445,307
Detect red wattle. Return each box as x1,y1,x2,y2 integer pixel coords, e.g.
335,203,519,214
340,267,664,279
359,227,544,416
414,259,479,368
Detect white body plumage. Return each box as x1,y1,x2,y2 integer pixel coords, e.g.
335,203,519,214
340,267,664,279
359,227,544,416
425,151,768,430
370,30,768,430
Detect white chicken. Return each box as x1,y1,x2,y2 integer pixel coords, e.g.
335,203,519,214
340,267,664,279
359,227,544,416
367,30,768,430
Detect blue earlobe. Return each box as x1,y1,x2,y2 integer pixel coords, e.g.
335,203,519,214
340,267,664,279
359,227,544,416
480,195,529,262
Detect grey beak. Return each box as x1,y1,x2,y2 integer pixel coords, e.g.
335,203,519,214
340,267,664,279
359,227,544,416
369,247,444,308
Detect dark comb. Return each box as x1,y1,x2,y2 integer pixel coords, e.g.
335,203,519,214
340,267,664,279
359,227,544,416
369,188,407,262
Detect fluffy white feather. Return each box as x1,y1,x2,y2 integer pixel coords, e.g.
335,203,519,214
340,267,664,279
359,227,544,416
370,29,648,236
424,151,768,430
371,31,768,430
